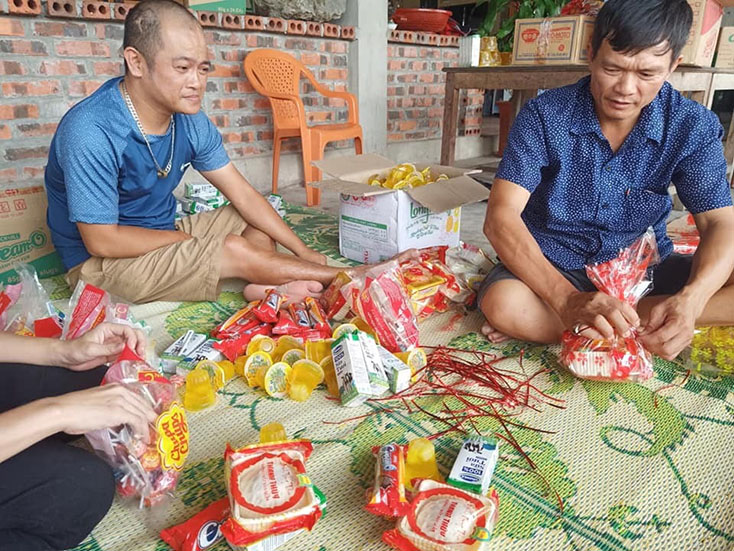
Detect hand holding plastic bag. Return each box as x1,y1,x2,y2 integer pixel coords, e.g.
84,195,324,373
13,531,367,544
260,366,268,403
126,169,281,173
86,348,190,507
560,228,659,382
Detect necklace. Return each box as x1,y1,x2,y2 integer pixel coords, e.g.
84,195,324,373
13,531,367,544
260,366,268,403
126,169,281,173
121,81,175,179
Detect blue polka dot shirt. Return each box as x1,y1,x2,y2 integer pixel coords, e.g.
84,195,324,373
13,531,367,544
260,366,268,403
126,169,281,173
496,75,732,270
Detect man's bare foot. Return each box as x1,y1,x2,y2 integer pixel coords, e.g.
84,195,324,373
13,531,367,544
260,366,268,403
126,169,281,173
481,321,511,344
346,248,421,278
243,280,324,304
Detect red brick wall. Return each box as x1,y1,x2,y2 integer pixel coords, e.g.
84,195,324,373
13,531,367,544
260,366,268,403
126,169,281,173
0,6,354,183
387,40,484,143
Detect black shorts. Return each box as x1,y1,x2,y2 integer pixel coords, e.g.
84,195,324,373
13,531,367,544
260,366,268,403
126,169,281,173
477,253,693,305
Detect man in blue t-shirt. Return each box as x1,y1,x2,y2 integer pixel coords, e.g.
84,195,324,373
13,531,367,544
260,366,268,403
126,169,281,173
479,0,734,361
45,0,358,304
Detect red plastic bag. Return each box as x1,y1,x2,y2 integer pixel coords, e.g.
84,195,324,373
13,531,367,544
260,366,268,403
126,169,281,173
160,498,230,551
560,228,658,382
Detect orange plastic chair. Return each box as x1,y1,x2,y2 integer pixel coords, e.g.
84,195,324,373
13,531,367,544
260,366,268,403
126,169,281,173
244,49,363,206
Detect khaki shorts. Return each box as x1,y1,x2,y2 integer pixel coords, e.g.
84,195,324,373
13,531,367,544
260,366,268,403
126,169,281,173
66,205,247,304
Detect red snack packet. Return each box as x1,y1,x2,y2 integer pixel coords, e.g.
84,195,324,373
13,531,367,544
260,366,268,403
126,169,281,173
366,443,410,518
272,310,300,335
253,289,284,323
322,271,353,321
62,281,110,340
304,297,330,335
288,302,312,331
212,302,259,339
160,498,230,551
357,262,419,353
560,228,658,382
214,323,272,361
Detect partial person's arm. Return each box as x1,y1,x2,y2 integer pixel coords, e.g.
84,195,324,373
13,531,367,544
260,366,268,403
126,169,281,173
202,162,326,264
1,323,146,370
641,113,734,359
485,180,638,338
0,384,155,463
77,223,191,259
641,206,734,358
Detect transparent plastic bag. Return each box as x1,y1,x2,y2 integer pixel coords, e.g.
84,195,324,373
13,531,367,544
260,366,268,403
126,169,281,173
356,261,419,353
86,353,189,507
2,263,63,337
560,228,659,382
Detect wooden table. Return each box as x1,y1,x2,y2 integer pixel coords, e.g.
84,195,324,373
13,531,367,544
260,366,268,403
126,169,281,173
440,64,732,166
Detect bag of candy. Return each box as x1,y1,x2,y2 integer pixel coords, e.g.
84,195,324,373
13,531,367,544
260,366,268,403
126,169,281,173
160,498,230,551
382,479,499,551
86,348,190,507
560,228,659,382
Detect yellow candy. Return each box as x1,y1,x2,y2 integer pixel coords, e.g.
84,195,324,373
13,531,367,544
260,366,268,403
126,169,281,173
271,335,304,362
218,360,236,382
246,335,276,356
282,348,305,366
260,422,287,443
288,359,325,402
305,339,333,364
195,360,226,390
234,355,248,377
320,356,340,398
263,362,292,399
395,348,427,375
244,351,272,388
332,323,358,340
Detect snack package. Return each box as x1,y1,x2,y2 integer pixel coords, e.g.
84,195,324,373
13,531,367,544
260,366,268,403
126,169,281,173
160,498,230,551
62,280,110,340
214,324,271,362
304,296,331,337
321,271,354,321
221,440,323,547
2,263,63,337
366,443,410,518
254,290,285,323
213,303,259,340
288,302,312,332
87,349,189,507
383,480,499,551
560,228,658,382
356,262,419,353
331,332,374,407
161,331,208,373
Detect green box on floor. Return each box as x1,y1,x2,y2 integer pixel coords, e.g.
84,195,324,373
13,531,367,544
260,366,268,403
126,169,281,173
183,0,246,14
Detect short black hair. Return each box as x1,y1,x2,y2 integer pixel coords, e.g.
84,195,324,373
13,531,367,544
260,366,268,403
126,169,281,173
123,0,198,71
591,0,693,63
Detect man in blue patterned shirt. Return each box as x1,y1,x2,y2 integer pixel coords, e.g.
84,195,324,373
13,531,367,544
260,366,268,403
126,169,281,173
479,0,734,360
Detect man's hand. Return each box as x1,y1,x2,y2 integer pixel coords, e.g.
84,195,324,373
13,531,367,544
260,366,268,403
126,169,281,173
58,323,147,371
297,247,327,266
50,384,157,440
557,291,640,340
639,294,700,360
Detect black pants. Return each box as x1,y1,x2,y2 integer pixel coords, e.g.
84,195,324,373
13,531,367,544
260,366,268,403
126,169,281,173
0,363,114,551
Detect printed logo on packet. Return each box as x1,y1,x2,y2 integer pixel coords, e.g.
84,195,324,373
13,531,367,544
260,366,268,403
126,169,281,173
157,402,190,471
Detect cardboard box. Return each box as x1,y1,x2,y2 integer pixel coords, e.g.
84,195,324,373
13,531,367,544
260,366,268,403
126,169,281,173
681,0,723,66
312,154,489,264
512,15,594,65
715,26,734,68
0,186,64,285
182,0,245,13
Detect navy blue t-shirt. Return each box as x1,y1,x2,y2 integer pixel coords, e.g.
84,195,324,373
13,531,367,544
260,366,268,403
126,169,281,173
45,77,230,270
496,76,732,270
